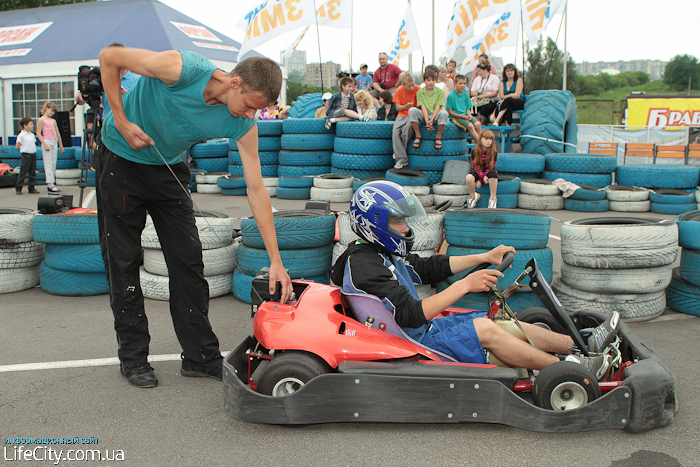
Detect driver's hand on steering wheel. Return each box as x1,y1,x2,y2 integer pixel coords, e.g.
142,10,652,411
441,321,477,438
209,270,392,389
461,269,503,293
486,245,516,267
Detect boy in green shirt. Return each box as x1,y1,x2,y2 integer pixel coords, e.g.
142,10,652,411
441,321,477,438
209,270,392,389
446,74,481,141
408,69,449,150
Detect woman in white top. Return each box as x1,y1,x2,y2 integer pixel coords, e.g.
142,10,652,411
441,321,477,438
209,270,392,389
469,61,500,124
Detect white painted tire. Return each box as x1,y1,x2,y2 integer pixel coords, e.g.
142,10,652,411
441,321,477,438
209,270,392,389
141,215,233,250
608,200,651,212
337,211,360,246
433,194,468,206
139,267,232,300
0,241,45,268
309,186,353,202
560,218,678,269
551,277,665,322
403,185,431,196
266,186,277,197
313,174,354,188
432,183,469,196
0,208,37,243
262,177,279,187
142,240,239,277
332,242,347,265
55,177,79,186
55,168,82,178
0,264,40,294
412,248,436,258
560,263,673,294
696,189,700,202
517,193,564,210
605,185,650,202
415,194,434,206
196,172,229,184
196,183,222,194
520,179,560,196
407,210,445,251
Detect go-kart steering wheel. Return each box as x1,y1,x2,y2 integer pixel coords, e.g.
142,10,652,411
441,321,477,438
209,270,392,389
465,251,515,277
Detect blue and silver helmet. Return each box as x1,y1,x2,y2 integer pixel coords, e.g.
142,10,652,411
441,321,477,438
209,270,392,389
350,180,427,256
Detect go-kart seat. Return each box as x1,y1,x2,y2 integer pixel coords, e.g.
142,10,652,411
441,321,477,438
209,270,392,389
343,292,458,363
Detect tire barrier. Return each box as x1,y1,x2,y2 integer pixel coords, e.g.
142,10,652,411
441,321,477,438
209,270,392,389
541,170,613,189
473,192,518,209
544,153,617,174
517,193,564,210
33,213,100,244
256,119,284,136
495,153,545,174
141,212,233,250
563,198,610,213
436,282,545,311
276,186,312,200
233,269,329,304
679,248,700,286
241,210,336,250
40,261,109,296
650,189,697,215
385,168,429,186
278,165,331,177
615,164,700,190
520,90,578,155
191,156,228,173
279,150,332,166
332,122,394,179
560,263,673,294
0,221,43,293
283,133,335,151
444,246,553,286
352,177,384,191
675,210,700,249
143,240,239,277
519,179,560,196
287,96,324,120
406,154,470,172
605,185,651,212
666,268,700,317
190,139,229,158
336,121,394,139
568,185,607,201
140,267,232,301
1,208,37,244
444,209,551,250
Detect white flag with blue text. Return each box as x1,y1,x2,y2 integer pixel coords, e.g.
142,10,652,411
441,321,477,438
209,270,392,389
386,5,421,66
522,0,566,45
458,10,521,75
445,0,519,61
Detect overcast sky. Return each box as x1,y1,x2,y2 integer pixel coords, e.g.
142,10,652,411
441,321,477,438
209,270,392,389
159,0,700,72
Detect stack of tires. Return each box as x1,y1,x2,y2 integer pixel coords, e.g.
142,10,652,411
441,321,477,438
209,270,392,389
229,120,282,184
542,153,616,190
616,165,700,196
33,211,109,296
406,123,469,185
55,167,83,187
310,174,354,203
473,175,520,208
279,119,333,177
287,93,322,119
140,212,236,300
0,208,42,294
332,121,394,179
605,185,650,212
666,211,700,316
520,90,578,156
189,168,206,193
277,175,314,200
0,146,23,169
234,210,335,304
649,189,697,215
385,169,432,206
553,218,677,322
191,138,229,173
496,153,544,180
439,210,553,310
564,185,609,213
195,172,228,194
518,179,563,210
431,182,468,207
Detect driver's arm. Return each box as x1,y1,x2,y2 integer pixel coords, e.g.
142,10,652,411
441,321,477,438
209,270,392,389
448,245,515,274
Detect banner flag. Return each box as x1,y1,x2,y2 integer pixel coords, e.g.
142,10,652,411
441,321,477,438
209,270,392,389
522,0,566,45
316,0,353,28
458,10,521,75
282,25,310,59
445,0,519,60
386,5,422,66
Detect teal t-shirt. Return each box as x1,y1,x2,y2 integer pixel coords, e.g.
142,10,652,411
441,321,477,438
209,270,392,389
446,89,473,115
101,50,256,165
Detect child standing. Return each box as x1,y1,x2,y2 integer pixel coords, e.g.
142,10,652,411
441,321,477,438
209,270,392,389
37,102,65,192
391,73,419,169
465,129,499,209
446,74,481,141
408,69,449,151
325,77,370,129
14,117,40,195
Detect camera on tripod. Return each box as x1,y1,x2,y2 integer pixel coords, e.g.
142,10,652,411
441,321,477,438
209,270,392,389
77,65,103,110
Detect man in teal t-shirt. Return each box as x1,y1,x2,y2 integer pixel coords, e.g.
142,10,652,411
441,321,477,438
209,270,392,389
446,74,481,141
96,47,292,389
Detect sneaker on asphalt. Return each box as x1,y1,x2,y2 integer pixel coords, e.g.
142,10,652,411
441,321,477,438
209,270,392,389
565,353,611,381
488,197,497,209
120,363,158,388
467,193,481,209
181,358,223,381
588,311,620,353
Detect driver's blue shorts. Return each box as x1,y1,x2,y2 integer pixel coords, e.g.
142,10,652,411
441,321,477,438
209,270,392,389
421,311,488,364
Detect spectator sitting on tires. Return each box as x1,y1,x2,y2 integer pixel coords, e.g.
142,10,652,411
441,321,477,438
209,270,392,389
330,180,619,376
314,92,333,118
377,90,398,121
370,52,403,99
470,60,500,124
325,77,373,130
437,65,454,105
409,69,449,151
391,73,419,169
470,52,497,83
492,63,524,127
355,63,372,92
465,129,499,209
446,74,481,141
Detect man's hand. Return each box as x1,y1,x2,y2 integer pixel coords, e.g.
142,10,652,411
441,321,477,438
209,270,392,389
460,269,503,293
268,262,293,303
485,245,516,267
116,120,154,150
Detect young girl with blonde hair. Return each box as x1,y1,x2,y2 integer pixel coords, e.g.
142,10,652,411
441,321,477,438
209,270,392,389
465,129,499,209
37,102,65,192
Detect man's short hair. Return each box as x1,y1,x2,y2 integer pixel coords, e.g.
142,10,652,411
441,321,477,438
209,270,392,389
378,52,387,59
425,64,439,74
423,69,438,81
20,117,32,127
454,74,467,83
400,73,414,85
339,76,354,87
448,60,457,66
230,56,283,104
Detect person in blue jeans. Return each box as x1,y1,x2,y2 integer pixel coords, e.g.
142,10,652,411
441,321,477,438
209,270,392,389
330,181,618,376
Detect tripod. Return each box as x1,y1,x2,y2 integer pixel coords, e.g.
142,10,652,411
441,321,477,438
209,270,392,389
77,106,101,206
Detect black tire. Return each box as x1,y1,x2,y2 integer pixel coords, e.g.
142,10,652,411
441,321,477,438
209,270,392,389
533,361,601,411
257,351,331,397
515,307,563,333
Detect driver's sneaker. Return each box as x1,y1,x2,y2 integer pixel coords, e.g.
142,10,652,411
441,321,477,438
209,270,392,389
588,311,620,353
565,353,612,381
465,193,480,209
181,358,223,381
120,362,158,388
488,197,497,209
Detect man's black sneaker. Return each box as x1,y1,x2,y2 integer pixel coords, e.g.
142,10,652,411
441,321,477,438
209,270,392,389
181,358,223,381
588,311,620,353
120,363,158,388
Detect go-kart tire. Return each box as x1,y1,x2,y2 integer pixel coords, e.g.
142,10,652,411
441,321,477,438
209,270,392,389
533,361,601,411
309,186,353,203
680,248,700,286
444,209,551,249
143,240,239,277
495,154,545,173
313,173,353,189
0,208,37,244
608,200,651,212
0,241,44,269
560,263,673,294
604,185,649,202
241,210,336,250
257,351,331,397
517,193,564,211
515,307,563,334
139,267,232,300
40,261,109,296
675,210,700,249
551,277,666,322
278,150,332,167
544,153,616,174
518,179,560,196
0,264,40,294
666,268,700,317
33,213,99,244
560,218,678,269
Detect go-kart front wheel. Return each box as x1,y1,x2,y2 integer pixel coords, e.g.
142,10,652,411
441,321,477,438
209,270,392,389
257,351,331,397
533,361,601,411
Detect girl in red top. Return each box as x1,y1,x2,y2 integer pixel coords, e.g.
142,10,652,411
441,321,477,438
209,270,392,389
465,129,498,209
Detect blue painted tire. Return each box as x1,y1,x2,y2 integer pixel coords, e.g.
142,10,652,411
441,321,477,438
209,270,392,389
444,209,551,249
336,121,394,139
423,170,444,185
564,198,609,212
39,261,109,296
542,171,612,188
221,187,247,196
33,213,99,244
650,202,696,215
279,176,314,188
241,210,336,250
282,117,332,134
544,153,617,174
616,164,700,190
331,152,394,170
190,169,206,182
217,175,246,189
334,137,392,155
228,150,279,165
0,146,21,158
649,189,695,205
256,120,284,136
413,122,465,140
500,171,540,179
277,165,331,177
282,133,335,151
473,193,518,209
229,136,281,152
237,244,333,277
680,248,700,286
569,185,607,201
331,167,387,179
228,164,278,177
407,154,469,171
278,150,332,166
190,139,229,158
665,268,700,316
475,175,520,194
287,96,323,120
520,90,578,155
194,157,228,173
276,186,312,199
675,211,700,249
44,243,104,273
445,246,553,286
385,168,429,186
3,157,21,168
353,177,384,191
495,153,545,173
407,138,468,156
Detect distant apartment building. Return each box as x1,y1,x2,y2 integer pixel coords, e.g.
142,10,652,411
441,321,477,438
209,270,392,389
576,60,667,81
281,49,307,78
305,62,341,88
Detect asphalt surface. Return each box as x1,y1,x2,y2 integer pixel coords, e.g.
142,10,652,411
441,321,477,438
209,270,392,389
1,184,698,467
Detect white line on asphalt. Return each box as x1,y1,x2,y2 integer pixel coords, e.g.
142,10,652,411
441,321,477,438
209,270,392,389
646,313,698,323
0,351,230,374
549,216,562,222
549,234,561,241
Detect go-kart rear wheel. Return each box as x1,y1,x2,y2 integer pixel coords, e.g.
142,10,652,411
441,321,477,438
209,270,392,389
516,307,564,333
533,361,601,411
257,351,331,397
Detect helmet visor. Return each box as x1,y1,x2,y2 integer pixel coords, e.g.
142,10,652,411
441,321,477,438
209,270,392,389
386,193,427,224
